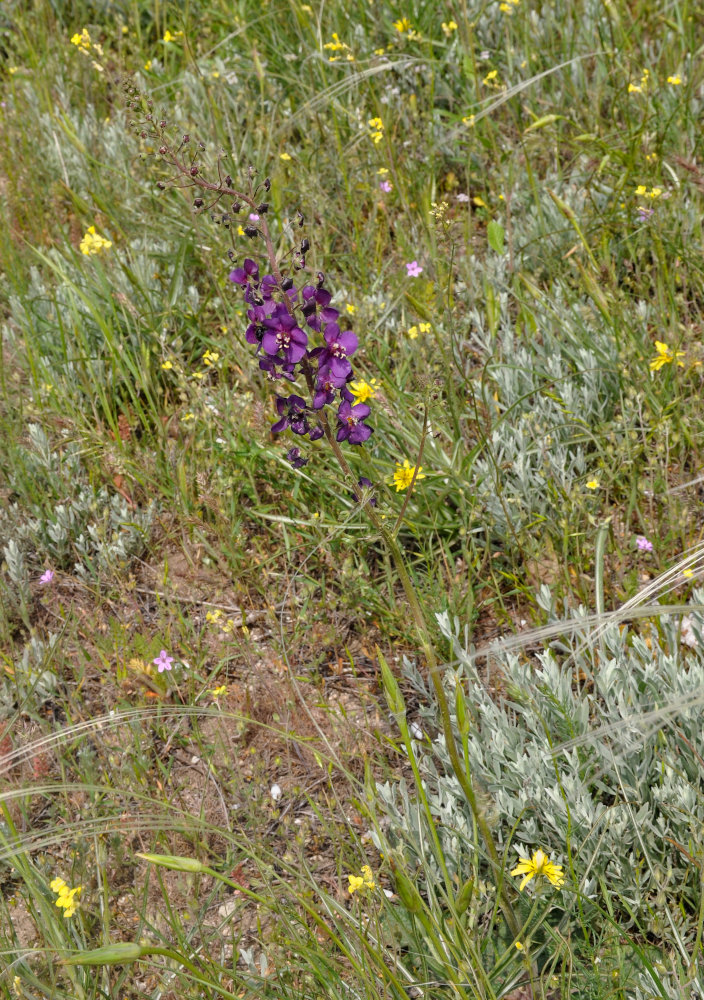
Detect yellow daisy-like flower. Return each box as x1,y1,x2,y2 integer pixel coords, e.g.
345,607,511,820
392,459,426,492
650,340,685,371
79,225,112,256
586,479,600,490
349,378,381,404
511,849,564,890
393,17,412,32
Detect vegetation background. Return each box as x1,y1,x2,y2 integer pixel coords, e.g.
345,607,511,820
2,0,704,998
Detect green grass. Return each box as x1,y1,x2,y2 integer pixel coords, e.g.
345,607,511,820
2,0,704,997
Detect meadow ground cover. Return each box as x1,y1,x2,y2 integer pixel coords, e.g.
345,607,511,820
2,0,704,998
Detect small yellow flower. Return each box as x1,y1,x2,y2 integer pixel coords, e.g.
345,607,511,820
280,152,292,161
182,412,195,422
482,69,498,85
442,20,458,34
393,17,412,32
163,30,183,43
211,70,220,78
202,349,220,366
586,479,600,490
511,849,564,890
628,82,642,94
51,877,82,918
143,59,153,71
348,864,376,894
515,941,524,950
374,47,386,55
377,167,389,175
161,360,174,370
210,685,227,697
79,225,112,256
346,303,356,314
206,609,223,624
8,66,19,74
462,114,476,126
237,225,245,236
650,340,685,371
121,25,129,35
349,378,381,404
408,325,419,339
683,568,694,579
392,459,426,492
70,28,91,50
191,370,205,380
667,75,682,85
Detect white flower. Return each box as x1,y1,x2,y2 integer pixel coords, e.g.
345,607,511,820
270,783,283,801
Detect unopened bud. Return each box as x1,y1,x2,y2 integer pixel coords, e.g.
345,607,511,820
281,277,293,291
231,202,241,213
159,119,167,128
244,225,259,239
257,202,269,213
297,211,305,227
224,175,232,187
264,177,271,191
300,238,310,253
159,145,168,155
182,133,190,144
156,181,166,190
190,165,199,176
193,197,204,208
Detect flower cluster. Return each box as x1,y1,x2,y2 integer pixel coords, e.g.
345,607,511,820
69,27,104,71
323,32,354,62
50,877,82,918
79,225,112,256
348,864,376,894
230,261,373,452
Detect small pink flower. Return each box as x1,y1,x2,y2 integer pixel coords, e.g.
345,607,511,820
153,650,175,672
636,536,653,552
248,213,260,222
39,569,55,585
379,180,392,193
406,260,423,277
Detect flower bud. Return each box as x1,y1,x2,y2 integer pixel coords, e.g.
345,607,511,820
159,119,167,128
281,277,294,291
159,145,167,155
244,226,259,238
300,238,310,254
224,175,232,186
264,177,271,191
182,133,190,144
156,181,166,190
257,202,269,213
297,211,305,227
193,197,204,208
190,165,199,176
231,202,241,213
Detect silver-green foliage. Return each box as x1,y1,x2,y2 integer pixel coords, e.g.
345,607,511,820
0,423,154,581
375,601,704,940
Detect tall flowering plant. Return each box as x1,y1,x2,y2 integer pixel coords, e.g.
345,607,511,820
124,83,521,939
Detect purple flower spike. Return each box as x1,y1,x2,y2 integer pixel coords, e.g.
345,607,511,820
261,306,308,364
336,400,373,444
636,535,654,552
313,368,348,409
153,650,175,673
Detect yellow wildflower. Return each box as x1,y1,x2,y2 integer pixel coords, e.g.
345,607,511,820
163,30,183,43
161,360,174,370
393,17,412,32
70,29,91,50
515,941,524,950
683,568,694,579
280,152,292,160
206,609,223,624
586,479,600,490
667,75,682,85
202,349,220,366
349,378,381,404
346,303,356,314
368,117,384,143
392,460,426,492
374,47,386,55
442,20,458,34
650,340,685,371
348,864,376,894
51,877,82,918
511,849,564,890
79,226,112,256
210,685,227,697
482,69,498,85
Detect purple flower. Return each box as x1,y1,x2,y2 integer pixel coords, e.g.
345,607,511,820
636,536,654,552
229,258,259,286
336,400,373,444
379,180,392,193
286,447,309,469
153,650,175,673
261,304,308,364
312,325,358,379
249,213,260,222
39,569,54,585
353,477,377,505
312,368,348,409
272,394,310,435
406,260,423,277
636,207,654,222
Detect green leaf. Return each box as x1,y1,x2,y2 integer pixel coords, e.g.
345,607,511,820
136,852,208,873
487,220,505,255
63,943,145,966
